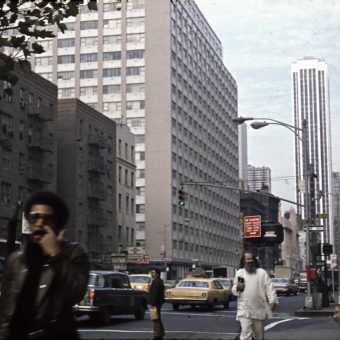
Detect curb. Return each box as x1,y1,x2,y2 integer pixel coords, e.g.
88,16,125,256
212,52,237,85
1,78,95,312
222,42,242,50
294,308,335,317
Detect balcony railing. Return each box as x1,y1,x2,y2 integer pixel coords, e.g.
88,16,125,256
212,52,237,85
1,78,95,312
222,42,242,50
88,134,107,148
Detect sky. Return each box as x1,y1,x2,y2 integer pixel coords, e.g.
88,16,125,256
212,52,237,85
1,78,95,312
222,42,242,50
195,0,340,211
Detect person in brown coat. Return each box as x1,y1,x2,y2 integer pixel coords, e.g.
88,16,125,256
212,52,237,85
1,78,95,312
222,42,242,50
149,268,165,340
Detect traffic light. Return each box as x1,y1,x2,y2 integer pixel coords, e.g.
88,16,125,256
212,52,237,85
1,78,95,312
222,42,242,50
178,189,186,207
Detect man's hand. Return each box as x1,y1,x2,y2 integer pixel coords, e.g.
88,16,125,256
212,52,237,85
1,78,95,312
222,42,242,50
39,226,62,257
269,302,277,311
237,282,245,292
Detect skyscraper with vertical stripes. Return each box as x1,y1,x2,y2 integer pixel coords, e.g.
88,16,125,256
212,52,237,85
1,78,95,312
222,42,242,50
291,57,333,245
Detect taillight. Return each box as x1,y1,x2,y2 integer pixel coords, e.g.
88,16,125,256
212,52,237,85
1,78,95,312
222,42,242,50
144,283,150,290
88,288,95,299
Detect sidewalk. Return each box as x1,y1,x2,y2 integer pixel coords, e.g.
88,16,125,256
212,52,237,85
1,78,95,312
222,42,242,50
295,297,337,317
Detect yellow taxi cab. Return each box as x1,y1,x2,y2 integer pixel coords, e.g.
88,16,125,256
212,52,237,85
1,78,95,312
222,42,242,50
129,274,152,292
165,277,231,310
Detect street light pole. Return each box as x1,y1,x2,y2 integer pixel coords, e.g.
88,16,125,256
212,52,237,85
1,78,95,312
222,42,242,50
233,116,313,303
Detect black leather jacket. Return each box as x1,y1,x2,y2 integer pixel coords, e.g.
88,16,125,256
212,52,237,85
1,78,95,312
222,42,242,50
0,241,89,339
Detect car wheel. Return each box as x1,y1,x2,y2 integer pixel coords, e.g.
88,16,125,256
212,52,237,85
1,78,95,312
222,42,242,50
208,299,217,310
172,303,179,311
135,304,145,320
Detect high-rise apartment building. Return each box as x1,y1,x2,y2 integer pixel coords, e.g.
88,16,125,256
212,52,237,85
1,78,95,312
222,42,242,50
291,57,334,244
0,57,58,242
32,0,240,277
247,165,271,192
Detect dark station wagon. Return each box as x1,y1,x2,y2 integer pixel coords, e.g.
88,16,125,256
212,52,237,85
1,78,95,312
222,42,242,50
74,271,148,325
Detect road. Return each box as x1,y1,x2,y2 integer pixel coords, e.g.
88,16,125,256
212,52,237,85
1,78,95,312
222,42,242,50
77,293,340,339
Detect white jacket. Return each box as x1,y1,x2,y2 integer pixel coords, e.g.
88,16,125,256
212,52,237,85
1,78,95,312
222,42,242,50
232,268,278,320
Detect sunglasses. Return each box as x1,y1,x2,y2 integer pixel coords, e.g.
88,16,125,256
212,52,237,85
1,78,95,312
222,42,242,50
27,212,56,225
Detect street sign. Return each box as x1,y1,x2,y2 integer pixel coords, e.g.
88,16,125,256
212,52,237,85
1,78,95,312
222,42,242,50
243,215,261,238
309,225,324,231
330,254,337,269
316,213,328,219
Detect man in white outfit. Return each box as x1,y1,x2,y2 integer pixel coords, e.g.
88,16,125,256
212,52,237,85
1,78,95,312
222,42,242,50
232,250,278,340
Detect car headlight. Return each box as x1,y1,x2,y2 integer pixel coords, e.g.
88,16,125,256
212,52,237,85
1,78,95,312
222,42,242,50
166,291,171,296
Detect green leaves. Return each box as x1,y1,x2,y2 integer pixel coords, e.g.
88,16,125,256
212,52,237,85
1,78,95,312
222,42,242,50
0,0,98,87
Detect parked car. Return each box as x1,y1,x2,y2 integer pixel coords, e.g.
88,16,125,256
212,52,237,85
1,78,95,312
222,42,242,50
271,277,298,295
215,277,235,301
73,271,148,325
165,277,231,310
129,273,152,292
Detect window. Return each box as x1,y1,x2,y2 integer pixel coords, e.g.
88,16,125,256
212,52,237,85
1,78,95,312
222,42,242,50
1,182,11,202
127,50,144,59
118,166,122,183
65,22,75,31
127,118,145,127
118,193,122,211
38,73,52,81
36,57,53,66
80,36,98,46
125,169,128,185
131,173,134,188
126,83,144,93
57,55,75,64
126,100,145,110
103,84,121,94
58,88,75,97
58,38,75,48
103,19,121,29
2,149,12,169
57,71,75,80
103,2,121,11
80,21,98,30
103,102,121,112
126,66,145,76
103,51,121,61
127,0,145,10
38,39,53,50
80,53,97,63
126,33,145,44
126,17,144,28
80,86,97,96
80,69,97,79
125,195,129,211
103,68,121,77
135,134,145,144
103,35,121,45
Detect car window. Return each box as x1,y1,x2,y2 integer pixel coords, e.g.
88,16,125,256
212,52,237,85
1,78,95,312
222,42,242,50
107,274,125,288
213,280,223,289
88,273,105,288
178,280,209,288
129,275,150,283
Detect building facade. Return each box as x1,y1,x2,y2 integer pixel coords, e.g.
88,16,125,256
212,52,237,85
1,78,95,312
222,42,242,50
0,59,58,244
247,165,271,192
238,123,248,190
57,98,136,268
291,57,334,245
32,0,240,277
333,172,340,261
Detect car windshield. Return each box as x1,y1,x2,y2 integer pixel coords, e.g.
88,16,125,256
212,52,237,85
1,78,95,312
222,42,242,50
178,280,209,288
217,279,230,287
129,276,150,283
88,273,105,287
272,278,289,284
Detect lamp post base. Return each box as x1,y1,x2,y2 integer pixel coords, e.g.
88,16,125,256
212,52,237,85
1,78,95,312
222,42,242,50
304,295,313,309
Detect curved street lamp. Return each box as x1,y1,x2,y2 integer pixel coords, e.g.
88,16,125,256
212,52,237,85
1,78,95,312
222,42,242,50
233,116,312,301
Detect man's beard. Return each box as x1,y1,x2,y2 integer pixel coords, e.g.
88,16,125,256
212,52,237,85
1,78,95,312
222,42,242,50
244,262,257,274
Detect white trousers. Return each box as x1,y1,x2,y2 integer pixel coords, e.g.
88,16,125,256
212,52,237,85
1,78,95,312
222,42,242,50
239,316,265,340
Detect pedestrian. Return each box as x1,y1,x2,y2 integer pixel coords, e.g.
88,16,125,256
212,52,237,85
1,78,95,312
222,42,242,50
232,250,278,340
0,191,89,339
149,268,165,340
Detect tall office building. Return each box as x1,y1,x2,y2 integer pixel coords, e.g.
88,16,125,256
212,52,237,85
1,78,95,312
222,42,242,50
247,165,271,192
31,0,240,277
291,57,334,244
333,172,340,257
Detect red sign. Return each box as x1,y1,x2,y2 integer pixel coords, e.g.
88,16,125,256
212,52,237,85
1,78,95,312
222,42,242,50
244,215,261,238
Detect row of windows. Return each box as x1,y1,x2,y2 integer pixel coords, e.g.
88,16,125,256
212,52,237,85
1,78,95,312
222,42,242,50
118,194,135,215
77,17,145,31
55,50,144,64
56,33,145,48
58,83,145,97
57,67,144,81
